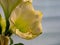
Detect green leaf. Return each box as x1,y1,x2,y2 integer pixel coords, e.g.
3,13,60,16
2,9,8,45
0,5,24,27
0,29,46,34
0,0,22,19
10,37,13,45
0,14,1,24
14,43,24,45
0,15,2,34
0,24,2,34
0,14,2,24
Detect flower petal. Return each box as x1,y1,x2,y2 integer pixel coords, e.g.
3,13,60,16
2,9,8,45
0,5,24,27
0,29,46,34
0,0,22,19
10,1,43,40
0,14,6,34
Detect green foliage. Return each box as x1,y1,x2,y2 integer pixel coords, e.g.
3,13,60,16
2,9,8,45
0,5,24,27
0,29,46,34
0,24,2,34
10,37,13,45
14,43,24,45
0,15,2,34
9,37,24,45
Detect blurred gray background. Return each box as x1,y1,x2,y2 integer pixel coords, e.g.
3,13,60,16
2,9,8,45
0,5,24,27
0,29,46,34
0,0,60,45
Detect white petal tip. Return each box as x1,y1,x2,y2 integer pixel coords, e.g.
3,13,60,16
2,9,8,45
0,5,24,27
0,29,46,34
23,0,32,2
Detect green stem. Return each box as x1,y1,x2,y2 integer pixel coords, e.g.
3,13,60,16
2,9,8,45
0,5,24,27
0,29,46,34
0,15,2,34
0,25,2,34
5,19,10,36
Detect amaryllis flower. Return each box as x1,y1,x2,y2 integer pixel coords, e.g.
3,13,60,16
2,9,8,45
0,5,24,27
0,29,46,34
10,1,43,40
0,0,43,45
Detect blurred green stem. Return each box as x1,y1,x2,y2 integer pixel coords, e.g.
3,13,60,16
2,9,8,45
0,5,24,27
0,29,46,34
5,19,10,36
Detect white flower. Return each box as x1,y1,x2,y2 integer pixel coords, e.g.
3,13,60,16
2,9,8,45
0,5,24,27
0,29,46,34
10,1,43,40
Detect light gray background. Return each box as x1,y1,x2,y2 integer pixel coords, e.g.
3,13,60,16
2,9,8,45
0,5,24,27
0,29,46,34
0,0,60,45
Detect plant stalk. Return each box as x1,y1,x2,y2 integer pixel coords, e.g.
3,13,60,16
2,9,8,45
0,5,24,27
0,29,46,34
0,35,9,45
